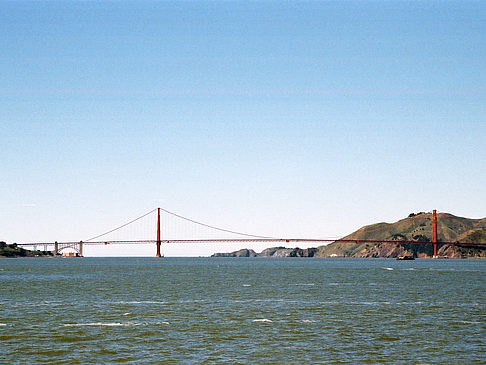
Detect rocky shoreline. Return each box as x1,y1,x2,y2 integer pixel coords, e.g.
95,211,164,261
212,242,486,258
212,247,317,258
212,212,486,259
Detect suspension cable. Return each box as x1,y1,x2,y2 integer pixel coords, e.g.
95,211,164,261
158,207,276,239
84,208,158,242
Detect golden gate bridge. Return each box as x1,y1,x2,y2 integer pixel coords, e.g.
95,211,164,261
17,208,486,257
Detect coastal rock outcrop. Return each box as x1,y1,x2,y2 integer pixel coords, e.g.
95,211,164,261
212,248,257,257
212,247,317,258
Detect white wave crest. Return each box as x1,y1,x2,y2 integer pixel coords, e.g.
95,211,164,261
253,319,272,323
293,283,315,286
64,322,137,327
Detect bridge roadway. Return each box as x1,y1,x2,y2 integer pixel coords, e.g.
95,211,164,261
18,238,486,249
15,208,486,255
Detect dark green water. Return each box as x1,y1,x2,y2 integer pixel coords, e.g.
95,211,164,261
1,257,484,364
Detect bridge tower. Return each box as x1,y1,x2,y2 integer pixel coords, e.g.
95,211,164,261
156,208,162,257
432,209,438,258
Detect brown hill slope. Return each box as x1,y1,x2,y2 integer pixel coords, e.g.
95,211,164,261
315,212,486,258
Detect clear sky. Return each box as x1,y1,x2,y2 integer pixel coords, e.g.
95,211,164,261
1,0,485,256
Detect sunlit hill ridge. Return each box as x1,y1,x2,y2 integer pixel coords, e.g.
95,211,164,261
213,212,486,258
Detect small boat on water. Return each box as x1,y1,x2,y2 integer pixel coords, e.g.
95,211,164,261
396,255,415,260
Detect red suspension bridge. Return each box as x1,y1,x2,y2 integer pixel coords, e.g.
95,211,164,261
18,208,486,257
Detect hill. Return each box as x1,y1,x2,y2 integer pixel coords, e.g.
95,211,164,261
0,241,53,257
212,212,486,258
315,212,486,258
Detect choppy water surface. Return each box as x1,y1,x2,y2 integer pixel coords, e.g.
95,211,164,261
1,257,484,364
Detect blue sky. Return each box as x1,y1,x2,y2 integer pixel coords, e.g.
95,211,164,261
1,1,485,256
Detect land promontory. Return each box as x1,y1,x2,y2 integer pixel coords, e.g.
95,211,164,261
212,212,486,258
0,241,53,257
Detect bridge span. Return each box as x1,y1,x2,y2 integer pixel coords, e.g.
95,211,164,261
17,209,486,257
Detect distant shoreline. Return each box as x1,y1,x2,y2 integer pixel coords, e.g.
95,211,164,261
0,242,53,258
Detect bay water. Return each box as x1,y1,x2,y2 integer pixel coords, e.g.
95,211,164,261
1,257,484,364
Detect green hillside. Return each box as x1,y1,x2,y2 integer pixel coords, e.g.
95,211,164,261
0,241,53,257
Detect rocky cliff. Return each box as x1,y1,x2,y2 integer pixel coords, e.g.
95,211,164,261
212,247,317,258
